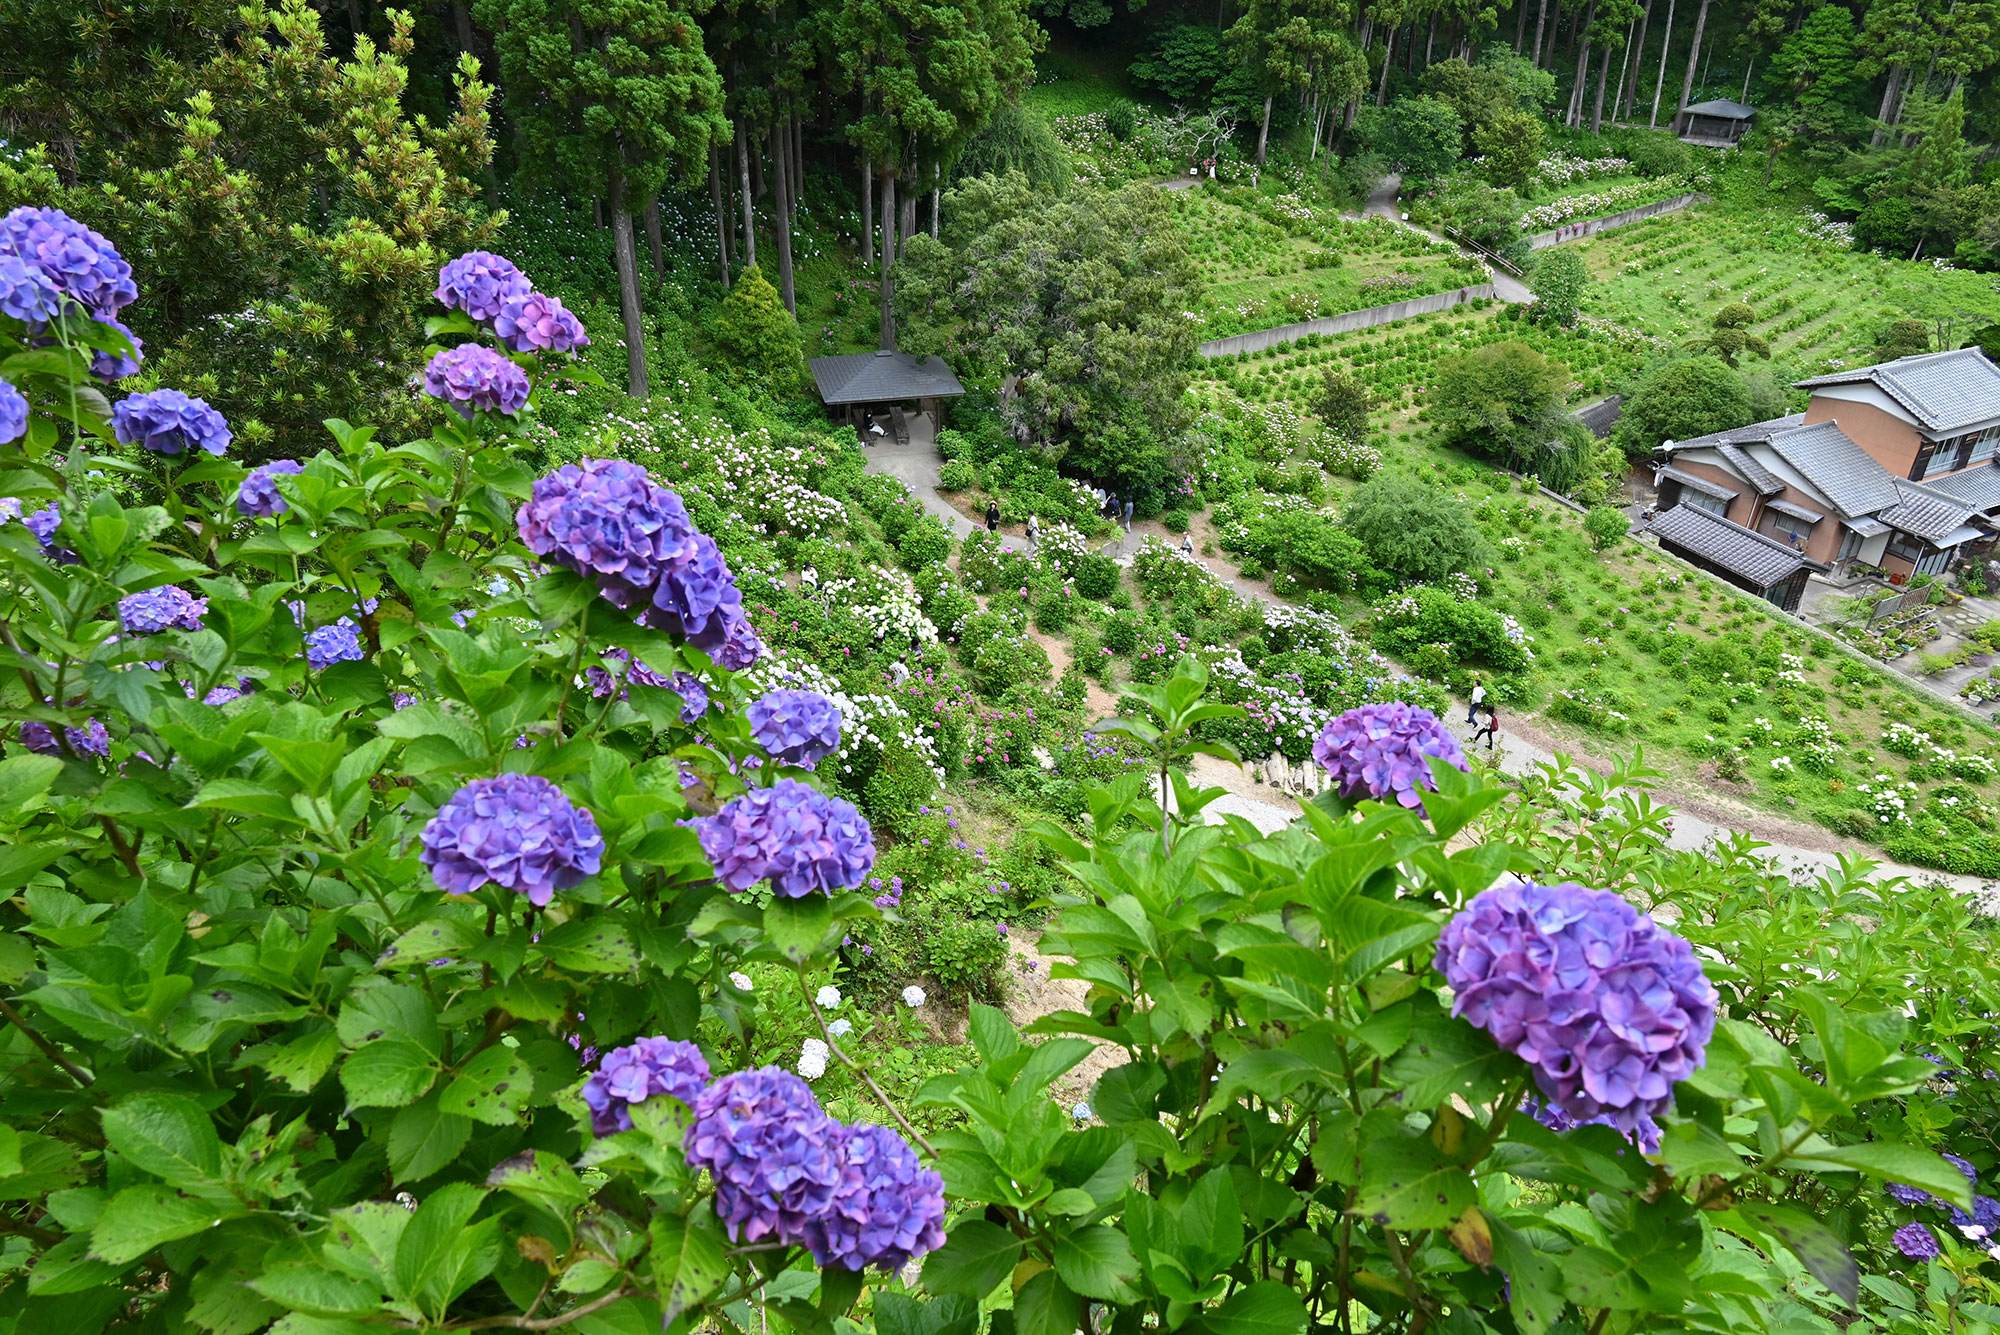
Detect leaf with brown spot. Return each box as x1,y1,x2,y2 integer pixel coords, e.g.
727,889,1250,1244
1446,1206,1492,1266
438,1046,531,1126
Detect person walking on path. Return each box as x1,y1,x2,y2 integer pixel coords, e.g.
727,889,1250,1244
1180,532,1195,556
985,501,1000,533
1025,513,1039,548
1121,498,1134,531
1469,702,1501,752
1466,677,1485,725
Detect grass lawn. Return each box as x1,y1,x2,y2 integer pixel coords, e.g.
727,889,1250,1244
1172,190,1484,337
1572,203,2000,376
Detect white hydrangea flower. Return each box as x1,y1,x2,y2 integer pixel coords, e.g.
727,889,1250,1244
815,985,842,1009
1072,1102,1092,1121
827,1018,853,1037
728,971,753,992
798,1038,829,1081
902,985,927,1007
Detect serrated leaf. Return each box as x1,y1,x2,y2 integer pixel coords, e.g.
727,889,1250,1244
1350,1130,1474,1230
387,1096,472,1183
438,1045,531,1125
652,1200,727,1324
100,1094,224,1187
89,1185,243,1264
341,1039,438,1109
1053,1225,1139,1301
249,1265,385,1315
535,917,636,973
764,894,833,964
921,1220,1021,1299
1202,1281,1307,1335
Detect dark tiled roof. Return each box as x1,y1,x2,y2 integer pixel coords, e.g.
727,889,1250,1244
1766,498,1823,523
1925,464,2000,511
808,350,966,405
1763,419,1901,518
1659,412,1805,456
1878,479,1979,543
1574,395,1623,439
1649,504,1813,588
1656,465,1737,500
1683,98,1757,119
1716,443,1786,495
1795,348,2000,433
1848,515,1890,537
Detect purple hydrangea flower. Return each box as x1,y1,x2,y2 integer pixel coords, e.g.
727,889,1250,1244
21,502,59,547
802,1122,947,1271
582,1037,711,1136
685,1067,841,1245
495,290,589,353
20,717,110,757
304,619,365,670
90,317,143,382
519,458,699,608
119,585,208,634
1886,1182,1934,1207
0,207,136,318
1944,1153,1979,1187
112,388,232,456
644,532,749,653
238,459,304,518
695,779,875,899
584,646,673,699
419,773,605,906
1312,702,1468,811
423,344,530,417
435,251,531,323
0,378,25,446
196,685,246,705
717,613,763,671
1435,880,1717,1153
1894,1222,1940,1260
747,690,843,769
0,255,59,327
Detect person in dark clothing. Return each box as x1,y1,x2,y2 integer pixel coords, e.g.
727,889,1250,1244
1469,702,1501,752
985,501,1000,533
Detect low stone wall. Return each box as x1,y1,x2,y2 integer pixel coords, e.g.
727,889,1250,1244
1526,193,1708,249
1197,284,1497,358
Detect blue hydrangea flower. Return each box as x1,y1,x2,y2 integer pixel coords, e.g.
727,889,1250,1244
1886,1182,1934,1207
112,388,232,456
1436,880,1717,1153
802,1122,947,1271
304,619,365,670
21,502,58,546
1312,702,1468,811
685,1067,841,1245
582,1037,711,1136
0,207,136,318
747,690,843,769
119,585,208,634
495,289,589,353
0,254,60,328
20,717,110,757
695,778,875,899
0,378,26,446
90,317,143,382
423,344,530,417
238,459,303,518
435,251,531,323
1894,1222,1940,1260
418,773,605,906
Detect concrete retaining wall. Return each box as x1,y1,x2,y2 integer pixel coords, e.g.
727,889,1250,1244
1198,283,1497,359
1526,193,1707,250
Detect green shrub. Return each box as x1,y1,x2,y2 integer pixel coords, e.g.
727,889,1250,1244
939,459,978,491
1163,509,1191,533
1073,554,1121,599
896,515,954,571
1034,589,1072,632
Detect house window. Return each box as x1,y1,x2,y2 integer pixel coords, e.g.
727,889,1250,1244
1886,531,1929,565
1924,438,1964,479
1759,510,1814,547
1972,426,2000,466
1838,527,1866,562
1683,489,1728,517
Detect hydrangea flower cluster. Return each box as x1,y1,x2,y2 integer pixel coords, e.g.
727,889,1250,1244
435,251,531,323
0,207,136,319
683,1066,945,1271
238,459,303,518
20,717,110,757
581,1037,710,1136
111,388,232,456
495,289,588,354
119,585,208,634
419,773,605,906
423,344,531,417
304,619,365,670
1312,702,1468,811
694,779,874,899
1435,880,1717,1152
516,459,760,668
582,649,709,721
1894,1222,1940,1260
0,255,58,328
747,689,843,769
0,378,25,445
90,318,143,382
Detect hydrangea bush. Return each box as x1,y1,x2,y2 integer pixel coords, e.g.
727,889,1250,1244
0,212,1981,1335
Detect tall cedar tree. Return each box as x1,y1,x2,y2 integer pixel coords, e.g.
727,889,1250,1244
479,0,728,397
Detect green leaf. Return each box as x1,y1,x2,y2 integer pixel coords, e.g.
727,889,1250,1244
1488,1215,1564,1335
1729,1203,1858,1310
486,1149,589,1218
1012,1269,1078,1335
1385,1002,1508,1109
249,1265,385,1316
394,1182,493,1316
920,1220,1022,1299
535,917,637,974
1350,1129,1475,1230
89,1185,243,1264
244,1026,341,1094
438,1045,532,1125
1807,1142,1975,1213
100,1094,225,1187
1053,1225,1139,1301
387,1096,472,1183
341,1039,438,1110
874,1292,980,1335
652,1201,727,1325
1201,1281,1307,1335
27,1235,123,1296
764,894,833,964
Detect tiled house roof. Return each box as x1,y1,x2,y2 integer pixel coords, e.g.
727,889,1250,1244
1877,480,1981,543
1762,420,1903,518
1648,505,1814,588
1795,348,2000,433
808,350,966,405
